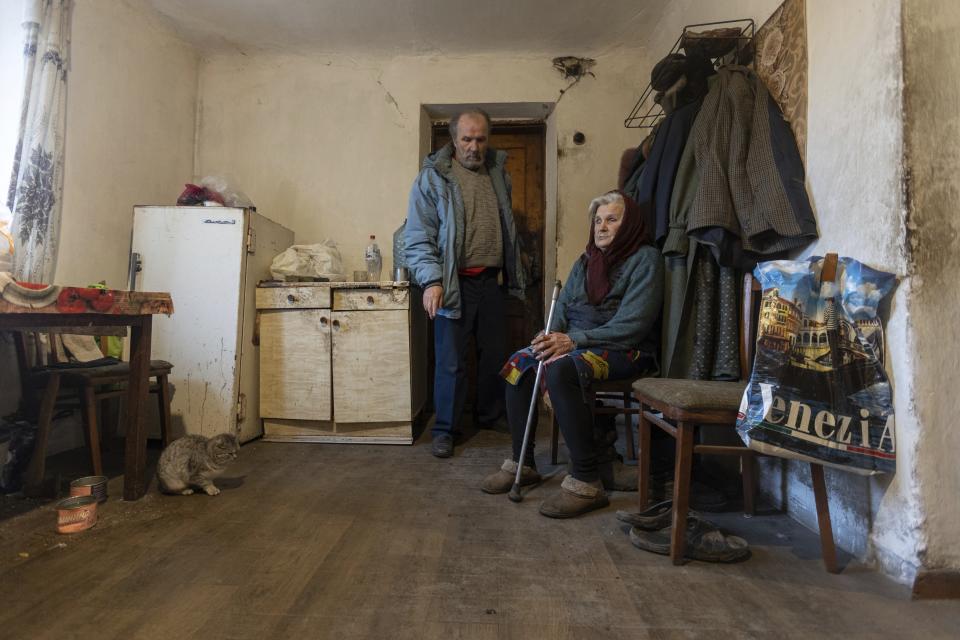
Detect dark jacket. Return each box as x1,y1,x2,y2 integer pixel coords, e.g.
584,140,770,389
553,245,663,354
688,65,818,266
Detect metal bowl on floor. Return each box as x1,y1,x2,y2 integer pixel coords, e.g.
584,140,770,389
69,475,108,503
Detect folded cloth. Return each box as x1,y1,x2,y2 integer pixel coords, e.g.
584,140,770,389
0,272,60,308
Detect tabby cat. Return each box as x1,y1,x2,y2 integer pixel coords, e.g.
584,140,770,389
157,433,239,496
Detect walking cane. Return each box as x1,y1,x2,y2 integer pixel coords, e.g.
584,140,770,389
508,280,562,503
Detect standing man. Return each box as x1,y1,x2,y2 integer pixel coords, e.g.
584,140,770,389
406,108,526,458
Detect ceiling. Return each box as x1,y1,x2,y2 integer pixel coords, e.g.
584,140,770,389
146,0,668,56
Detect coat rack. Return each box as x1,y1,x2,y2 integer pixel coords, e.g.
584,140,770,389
623,19,755,130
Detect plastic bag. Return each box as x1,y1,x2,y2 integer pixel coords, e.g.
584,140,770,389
392,219,406,272
270,241,346,281
177,183,224,206
736,256,897,475
199,175,254,209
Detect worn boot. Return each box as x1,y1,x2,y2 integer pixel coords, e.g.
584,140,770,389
594,411,637,491
538,475,609,519
481,459,542,494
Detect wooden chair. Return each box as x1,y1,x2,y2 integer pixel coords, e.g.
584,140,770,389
14,332,173,490
549,379,640,465
633,268,839,572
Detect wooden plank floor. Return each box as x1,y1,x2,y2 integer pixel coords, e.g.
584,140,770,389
2,427,960,639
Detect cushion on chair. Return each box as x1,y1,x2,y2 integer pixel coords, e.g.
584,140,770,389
632,378,747,412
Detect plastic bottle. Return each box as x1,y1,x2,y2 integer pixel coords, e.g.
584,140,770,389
364,235,382,282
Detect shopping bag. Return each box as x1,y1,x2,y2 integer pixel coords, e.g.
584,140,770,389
736,255,897,474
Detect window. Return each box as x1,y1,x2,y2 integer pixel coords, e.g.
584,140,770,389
1,0,26,225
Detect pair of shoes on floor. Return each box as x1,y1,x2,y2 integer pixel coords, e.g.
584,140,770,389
481,469,609,519
480,459,541,494
626,509,750,563
432,433,453,458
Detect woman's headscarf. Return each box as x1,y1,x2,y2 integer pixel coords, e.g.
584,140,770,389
584,190,651,305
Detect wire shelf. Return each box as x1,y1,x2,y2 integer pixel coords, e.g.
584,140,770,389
623,19,755,130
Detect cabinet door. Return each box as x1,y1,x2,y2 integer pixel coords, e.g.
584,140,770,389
259,309,331,420
332,309,410,423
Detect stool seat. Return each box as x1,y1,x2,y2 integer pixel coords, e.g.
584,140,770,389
633,378,746,413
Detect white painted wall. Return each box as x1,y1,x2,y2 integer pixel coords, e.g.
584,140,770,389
902,0,960,574
195,50,653,281
791,0,921,583
56,0,199,288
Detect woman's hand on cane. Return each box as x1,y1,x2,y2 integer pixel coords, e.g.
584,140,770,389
531,332,575,363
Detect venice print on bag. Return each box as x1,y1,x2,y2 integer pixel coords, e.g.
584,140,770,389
736,256,897,475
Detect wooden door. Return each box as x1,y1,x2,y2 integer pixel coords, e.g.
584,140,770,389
259,308,332,421
431,123,546,352
331,309,411,423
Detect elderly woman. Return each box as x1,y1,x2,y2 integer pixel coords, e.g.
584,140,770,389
481,190,663,518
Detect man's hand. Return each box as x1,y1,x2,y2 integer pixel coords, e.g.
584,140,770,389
423,285,443,319
531,332,575,363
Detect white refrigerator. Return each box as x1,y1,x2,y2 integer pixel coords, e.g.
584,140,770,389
130,206,294,442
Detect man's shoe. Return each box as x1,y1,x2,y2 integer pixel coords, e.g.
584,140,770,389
538,475,609,519
431,434,453,458
480,459,541,494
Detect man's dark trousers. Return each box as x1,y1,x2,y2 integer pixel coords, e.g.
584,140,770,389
432,269,506,439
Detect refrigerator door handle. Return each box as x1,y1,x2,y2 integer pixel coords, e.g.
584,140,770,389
128,252,142,291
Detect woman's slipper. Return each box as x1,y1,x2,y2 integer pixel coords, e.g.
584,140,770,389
628,516,750,563
616,499,677,531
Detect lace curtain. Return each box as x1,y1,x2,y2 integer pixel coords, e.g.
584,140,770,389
7,0,72,282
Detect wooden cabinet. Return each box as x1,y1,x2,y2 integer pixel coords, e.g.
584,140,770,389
256,283,426,444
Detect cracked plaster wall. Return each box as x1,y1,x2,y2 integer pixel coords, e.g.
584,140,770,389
57,0,199,288
901,0,960,574
777,0,921,584
194,51,654,278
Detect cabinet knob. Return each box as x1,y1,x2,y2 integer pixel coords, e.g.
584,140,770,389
287,294,298,303
332,319,340,330
366,296,375,306
319,316,329,327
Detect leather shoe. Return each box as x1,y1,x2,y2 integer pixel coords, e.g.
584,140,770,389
431,433,453,458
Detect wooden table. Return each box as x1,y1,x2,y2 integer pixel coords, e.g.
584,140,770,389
0,284,173,501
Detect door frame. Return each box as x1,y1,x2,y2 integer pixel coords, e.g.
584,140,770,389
419,102,558,319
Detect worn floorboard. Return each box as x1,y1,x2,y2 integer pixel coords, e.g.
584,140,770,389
1,426,959,639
